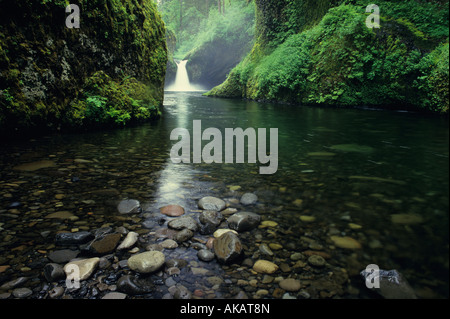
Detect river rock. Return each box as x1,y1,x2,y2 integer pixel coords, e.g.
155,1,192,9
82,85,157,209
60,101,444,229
48,286,64,299
175,229,194,243
391,214,424,225
198,249,215,262
43,263,66,282
199,211,223,226
102,292,127,299
0,277,29,290
330,236,362,249
199,211,223,235
253,260,279,274
12,288,33,298
90,233,121,255
259,243,274,256
198,196,226,211
48,249,80,263
117,199,141,215
55,231,94,245
240,193,258,205
213,232,243,264
168,216,199,232
308,255,326,267
227,212,261,232
161,239,178,249
279,278,301,292
64,257,100,281
117,275,153,295
213,229,238,238
117,232,138,250
45,211,77,220
127,251,165,274
360,269,417,299
13,160,55,171
160,205,185,217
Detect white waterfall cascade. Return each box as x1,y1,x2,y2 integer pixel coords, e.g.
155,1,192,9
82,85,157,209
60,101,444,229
166,60,204,92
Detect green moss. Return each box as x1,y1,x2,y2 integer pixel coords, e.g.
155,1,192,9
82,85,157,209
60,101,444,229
209,1,449,113
0,0,167,132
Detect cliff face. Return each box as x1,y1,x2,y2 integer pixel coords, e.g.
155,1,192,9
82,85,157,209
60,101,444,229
207,0,449,113
0,0,168,132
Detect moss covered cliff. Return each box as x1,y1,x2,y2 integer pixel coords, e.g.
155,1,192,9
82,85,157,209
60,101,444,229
0,0,167,133
207,0,449,113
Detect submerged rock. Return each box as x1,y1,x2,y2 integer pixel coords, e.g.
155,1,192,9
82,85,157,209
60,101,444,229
13,160,55,171
240,193,258,205
253,260,279,274
360,269,417,299
117,199,141,215
55,231,94,245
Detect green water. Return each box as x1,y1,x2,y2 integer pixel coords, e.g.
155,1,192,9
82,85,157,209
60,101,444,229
0,92,448,298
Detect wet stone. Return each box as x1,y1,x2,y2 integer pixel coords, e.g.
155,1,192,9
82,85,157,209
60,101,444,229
55,231,94,246
43,263,66,282
48,249,80,263
168,216,199,232
214,232,243,264
197,249,215,262
240,193,258,205
90,233,122,255
12,288,33,298
160,205,185,217
117,199,141,215
227,212,261,232
198,197,226,212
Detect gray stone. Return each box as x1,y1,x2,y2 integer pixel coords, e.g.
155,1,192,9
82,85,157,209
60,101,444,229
227,212,261,232
173,285,192,299
161,239,178,249
0,277,29,290
199,211,223,226
55,231,94,245
43,263,66,282
175,229,194,243
198,197,226,211
48,249,80,263
117,199,141,215
360,269,417,299
197,249,215,262
102,292,127,299
117,232,138,250
48,286,64,299
12,288,33,298
116,275,153,296
308,255,326,267
240,193,258,205
168,216,199,232
214,232,243,264
127,251,165,274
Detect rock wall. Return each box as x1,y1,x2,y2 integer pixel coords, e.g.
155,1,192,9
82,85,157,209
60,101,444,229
0,0,168,132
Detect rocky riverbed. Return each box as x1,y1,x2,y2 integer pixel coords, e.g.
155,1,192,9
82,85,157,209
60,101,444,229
0,125,448,299
0,191,363,300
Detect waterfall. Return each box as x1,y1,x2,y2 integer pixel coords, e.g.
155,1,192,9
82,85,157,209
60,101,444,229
166,60,203,91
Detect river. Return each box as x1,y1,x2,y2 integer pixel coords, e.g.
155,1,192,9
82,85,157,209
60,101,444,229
0,91,448,299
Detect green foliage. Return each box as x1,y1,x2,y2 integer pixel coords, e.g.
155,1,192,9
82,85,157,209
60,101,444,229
65,71,159,128
210,1,449,112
